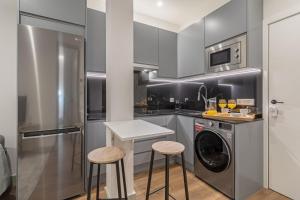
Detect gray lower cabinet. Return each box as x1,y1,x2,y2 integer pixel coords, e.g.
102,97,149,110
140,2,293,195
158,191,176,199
158,29,177,78
205,0,247,47
86,9,106,72
19,0,86,26
177,19,206,78
176,115,194,171
134,115,177,170
20,15,85,36
86,121,106,179
134,22,159,66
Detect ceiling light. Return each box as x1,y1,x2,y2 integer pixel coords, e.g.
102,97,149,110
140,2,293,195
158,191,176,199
157,1,163,7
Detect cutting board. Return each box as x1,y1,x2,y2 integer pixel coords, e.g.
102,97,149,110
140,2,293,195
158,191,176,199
202,112,256,122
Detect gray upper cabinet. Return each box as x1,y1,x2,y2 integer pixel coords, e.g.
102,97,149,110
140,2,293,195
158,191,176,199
134,22,159,66
205,0,247,47
86,9,106,72
20,0,86,26
177,19,206,78
247,0,263,68
20,15,85,36
158,29,177,78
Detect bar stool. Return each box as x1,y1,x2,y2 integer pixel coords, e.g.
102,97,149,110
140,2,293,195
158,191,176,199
87,146,128,200
146,141,189,200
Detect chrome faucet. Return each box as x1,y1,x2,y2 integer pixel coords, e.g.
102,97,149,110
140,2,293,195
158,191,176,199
197,84,208,110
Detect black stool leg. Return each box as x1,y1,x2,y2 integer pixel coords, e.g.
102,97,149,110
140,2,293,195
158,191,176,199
146,150,155,200
121,159,128,200
87,163,94,200
181,153,189,200
165,155,169,200
96,164,101,200
116,161,122,200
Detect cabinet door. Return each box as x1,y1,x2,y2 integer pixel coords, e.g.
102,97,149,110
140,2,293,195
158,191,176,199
158,29,177,78
205,0,247,47
86,9,106,72
20,15,85,36
176,115,194,170
166,115,177,141
178,20,205,78
134,115,176,166
20,0,86,26
86,121,106,176
138,116,167,127
134,22,159,66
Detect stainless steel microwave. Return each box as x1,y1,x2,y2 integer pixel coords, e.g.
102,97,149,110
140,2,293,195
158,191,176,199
206,34,247,73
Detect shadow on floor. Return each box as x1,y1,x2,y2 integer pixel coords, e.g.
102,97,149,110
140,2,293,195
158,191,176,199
1,186,16,200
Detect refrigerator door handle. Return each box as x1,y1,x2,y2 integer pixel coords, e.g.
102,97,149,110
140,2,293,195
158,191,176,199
21,127,82,139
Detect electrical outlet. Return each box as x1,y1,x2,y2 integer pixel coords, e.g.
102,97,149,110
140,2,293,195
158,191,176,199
237,99,255,106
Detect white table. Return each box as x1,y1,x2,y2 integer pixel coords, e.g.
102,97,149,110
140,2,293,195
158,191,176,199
104,119,175,199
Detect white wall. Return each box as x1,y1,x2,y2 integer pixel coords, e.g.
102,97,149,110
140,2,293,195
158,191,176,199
264,0,300,19
0,0,18,175
87,0,180,32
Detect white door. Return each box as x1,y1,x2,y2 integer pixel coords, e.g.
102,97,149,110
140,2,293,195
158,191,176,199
269,13,300,199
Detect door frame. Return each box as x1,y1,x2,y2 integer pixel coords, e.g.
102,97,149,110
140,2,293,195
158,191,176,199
263,5,300,188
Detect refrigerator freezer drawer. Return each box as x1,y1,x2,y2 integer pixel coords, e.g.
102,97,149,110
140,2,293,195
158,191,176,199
17,128,84,200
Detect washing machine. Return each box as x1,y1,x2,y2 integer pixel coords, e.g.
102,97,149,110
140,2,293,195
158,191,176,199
194,118,234,199
194,118,263,200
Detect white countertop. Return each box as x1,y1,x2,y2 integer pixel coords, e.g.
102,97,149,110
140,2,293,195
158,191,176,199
104,119,175,141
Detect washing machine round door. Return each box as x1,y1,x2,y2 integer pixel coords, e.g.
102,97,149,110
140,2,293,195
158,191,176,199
195,130,231,173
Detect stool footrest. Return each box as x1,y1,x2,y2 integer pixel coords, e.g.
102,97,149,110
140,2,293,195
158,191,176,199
148,186,177,200
98,198,127,200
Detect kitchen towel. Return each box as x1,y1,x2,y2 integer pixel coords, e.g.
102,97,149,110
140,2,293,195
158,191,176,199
0,143,11,196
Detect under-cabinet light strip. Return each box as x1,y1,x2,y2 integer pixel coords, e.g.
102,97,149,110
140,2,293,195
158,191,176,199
146,82,175,87
149,68,261,83
86,72,106,79
218,84,234,87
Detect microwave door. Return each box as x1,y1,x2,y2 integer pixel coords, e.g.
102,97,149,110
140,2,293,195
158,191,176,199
210,48,231,67
206,34,247,73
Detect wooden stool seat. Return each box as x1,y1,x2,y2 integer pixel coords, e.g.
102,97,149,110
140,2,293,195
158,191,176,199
87,146,128,200
88,146,125,164
152,141,185,155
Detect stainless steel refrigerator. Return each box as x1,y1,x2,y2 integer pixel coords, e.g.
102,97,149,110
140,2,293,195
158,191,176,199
17,24,85,200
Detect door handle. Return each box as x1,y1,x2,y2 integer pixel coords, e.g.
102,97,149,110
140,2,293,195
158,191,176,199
21,127,81,138
271,100,284,105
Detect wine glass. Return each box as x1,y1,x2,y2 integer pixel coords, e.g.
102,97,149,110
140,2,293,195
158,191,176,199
218,99,227,109
228,99,237,110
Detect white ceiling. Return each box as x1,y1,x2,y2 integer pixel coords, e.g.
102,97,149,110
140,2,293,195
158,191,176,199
87,0,230,32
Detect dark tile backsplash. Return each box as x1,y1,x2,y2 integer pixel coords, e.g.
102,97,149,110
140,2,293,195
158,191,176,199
134,71,262,113
87,70,262,120
87,77,106,120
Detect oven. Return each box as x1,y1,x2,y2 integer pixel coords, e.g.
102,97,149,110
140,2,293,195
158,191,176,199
206,34,247,73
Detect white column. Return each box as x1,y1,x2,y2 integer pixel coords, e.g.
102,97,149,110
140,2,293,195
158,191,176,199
105,0,134,199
